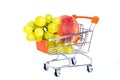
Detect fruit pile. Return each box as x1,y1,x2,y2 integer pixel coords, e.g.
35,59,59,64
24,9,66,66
23,14,79,54
23,14,61,41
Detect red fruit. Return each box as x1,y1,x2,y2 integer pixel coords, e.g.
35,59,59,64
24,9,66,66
58,15,79,42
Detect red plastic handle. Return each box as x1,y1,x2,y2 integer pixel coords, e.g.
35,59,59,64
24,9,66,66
72,15,99,24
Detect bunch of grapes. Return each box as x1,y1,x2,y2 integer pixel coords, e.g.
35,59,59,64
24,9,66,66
48,43,74,54
23,14,74,54
23,14,61,42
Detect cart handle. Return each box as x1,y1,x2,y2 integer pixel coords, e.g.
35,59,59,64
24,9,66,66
72,15,99,24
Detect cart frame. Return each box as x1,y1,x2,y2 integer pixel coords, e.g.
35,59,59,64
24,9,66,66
43,15,99,77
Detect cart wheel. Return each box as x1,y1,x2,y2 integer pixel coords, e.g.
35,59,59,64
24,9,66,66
43,62,49,71
87,64,93,72
71,57,76,65
54,68,61,77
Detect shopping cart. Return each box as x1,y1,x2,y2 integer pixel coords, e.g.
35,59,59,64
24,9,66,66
37,15,99,77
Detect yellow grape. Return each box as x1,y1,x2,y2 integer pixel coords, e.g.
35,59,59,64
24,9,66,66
26,33,35,41
48,48,55,54
28,21,35,26
63,45,74,54
23,25,34,34
48,41,55,48
44,31,54,40
52,17,61,26
34,28,43,38
53,34,60,44
45,14,53,23
35,16,46,27
35,37,42,42
56,46,64,53
48,23,58,33
56,43,64,47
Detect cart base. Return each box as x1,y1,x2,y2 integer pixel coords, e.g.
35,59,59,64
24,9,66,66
43,51,93,77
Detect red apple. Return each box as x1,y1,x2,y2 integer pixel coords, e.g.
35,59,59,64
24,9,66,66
58,15,79,42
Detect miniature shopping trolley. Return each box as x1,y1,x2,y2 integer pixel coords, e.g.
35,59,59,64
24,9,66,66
36,15,99,77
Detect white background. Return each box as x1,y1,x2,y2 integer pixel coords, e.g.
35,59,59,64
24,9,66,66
0,0,120,80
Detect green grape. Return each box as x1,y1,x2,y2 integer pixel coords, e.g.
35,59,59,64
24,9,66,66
35,16,46,27
57,43,64,47
52,17,61,26
33,25,38,31
44,31,54,40
45,14,53,23
26,33,35,41
53,34,60,38
63,45,74,54
35,37,42,42
56,46,64,53
48,23,58,33
23,25,34,34
48,48,55,54
53,34,60,44
55,43,64,53
34,28,43,38
48,41,55,48
28,21,35,26
48,41,56,54
28,21,38,30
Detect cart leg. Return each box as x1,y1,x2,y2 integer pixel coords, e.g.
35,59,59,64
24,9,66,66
43,62,49,71
54,68,61,77
87,64,93,72
71,57,77,65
